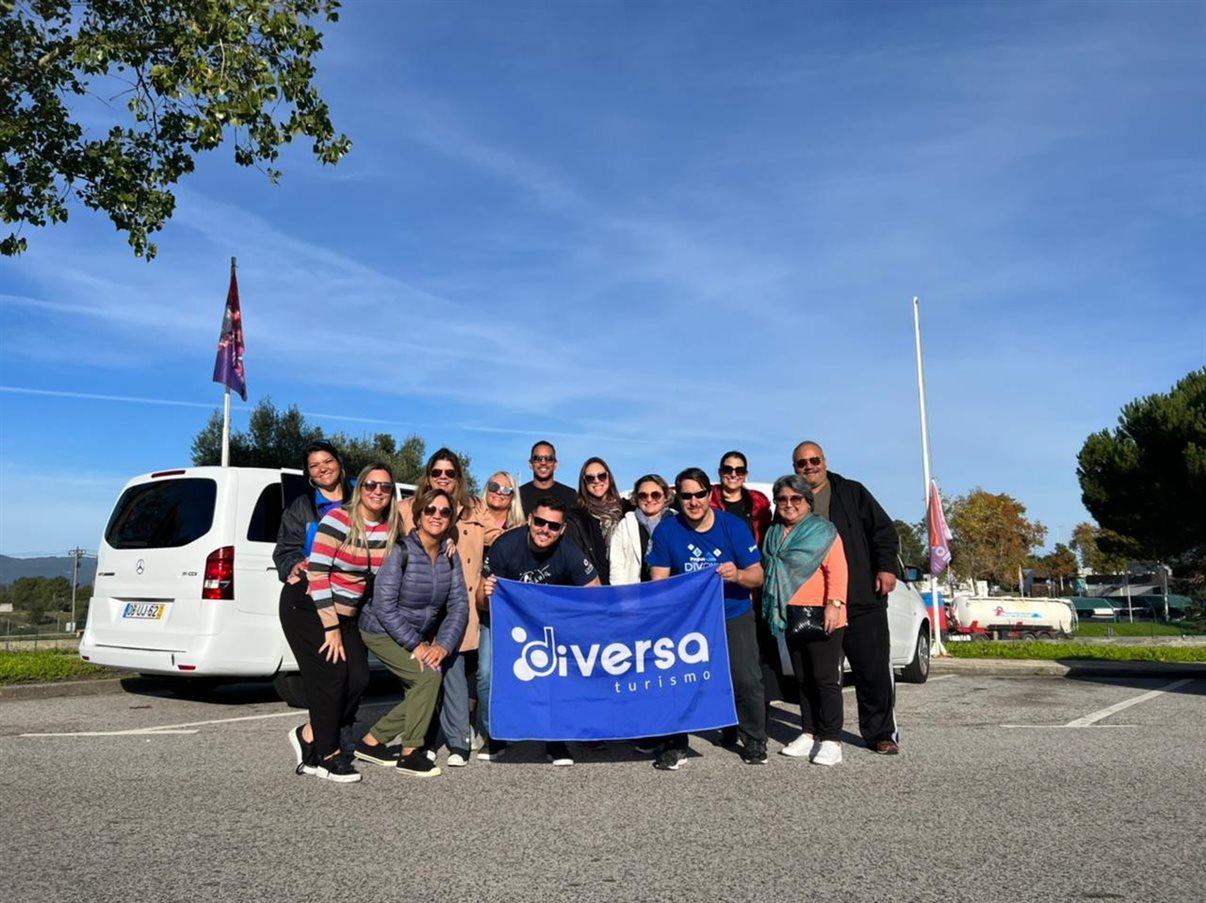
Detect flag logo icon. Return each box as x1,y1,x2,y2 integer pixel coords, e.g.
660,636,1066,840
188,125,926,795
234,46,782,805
212,269,246,401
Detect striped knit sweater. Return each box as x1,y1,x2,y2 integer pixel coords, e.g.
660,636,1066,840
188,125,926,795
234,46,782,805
307,506,392,615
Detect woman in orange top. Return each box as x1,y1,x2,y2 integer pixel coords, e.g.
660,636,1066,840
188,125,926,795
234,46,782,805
762,473,848,766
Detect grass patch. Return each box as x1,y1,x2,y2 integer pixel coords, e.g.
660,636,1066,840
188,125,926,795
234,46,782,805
1075,623,1187,637
945,641,1206,663
0,648,125,685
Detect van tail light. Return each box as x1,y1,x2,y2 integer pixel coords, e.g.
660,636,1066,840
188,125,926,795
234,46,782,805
202,546,235,600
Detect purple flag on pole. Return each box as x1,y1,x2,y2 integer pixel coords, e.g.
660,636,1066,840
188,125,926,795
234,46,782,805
928,480,952,576
212,270,247,401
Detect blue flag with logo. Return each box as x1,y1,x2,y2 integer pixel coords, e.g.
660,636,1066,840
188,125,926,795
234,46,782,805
489,568,736,741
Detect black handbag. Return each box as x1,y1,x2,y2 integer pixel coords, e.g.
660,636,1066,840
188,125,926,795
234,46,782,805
786,605,827,642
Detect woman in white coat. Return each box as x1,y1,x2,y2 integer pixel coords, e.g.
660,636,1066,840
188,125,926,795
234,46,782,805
609,474,674,586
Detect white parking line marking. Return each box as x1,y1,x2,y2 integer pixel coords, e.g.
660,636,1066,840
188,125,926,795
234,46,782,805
21,709,301,738
1002,678,1193,729
1064,679,1192,727
928,675,954,683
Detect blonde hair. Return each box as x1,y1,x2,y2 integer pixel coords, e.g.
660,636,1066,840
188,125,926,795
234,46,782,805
344,462,401,562
487,471,525,529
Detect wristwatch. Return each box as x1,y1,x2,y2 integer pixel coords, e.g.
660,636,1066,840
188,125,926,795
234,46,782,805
827,598,844,608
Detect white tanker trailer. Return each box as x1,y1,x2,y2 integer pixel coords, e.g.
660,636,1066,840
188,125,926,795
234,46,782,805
949,595,1077,640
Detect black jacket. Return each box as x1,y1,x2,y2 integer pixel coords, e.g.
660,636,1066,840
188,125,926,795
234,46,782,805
273,492,320,583
825,471,899,611
564,509,612,586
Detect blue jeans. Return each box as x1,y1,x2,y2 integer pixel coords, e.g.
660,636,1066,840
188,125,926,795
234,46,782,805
437,650,472,752
477,620,493,739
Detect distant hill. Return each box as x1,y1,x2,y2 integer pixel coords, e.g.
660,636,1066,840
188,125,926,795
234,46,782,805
0,555,98,586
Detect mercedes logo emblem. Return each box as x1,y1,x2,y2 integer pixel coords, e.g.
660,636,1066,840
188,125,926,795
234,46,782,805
136,559,145,575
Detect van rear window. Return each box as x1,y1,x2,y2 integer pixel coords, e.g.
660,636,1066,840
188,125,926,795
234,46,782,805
105,479,217,549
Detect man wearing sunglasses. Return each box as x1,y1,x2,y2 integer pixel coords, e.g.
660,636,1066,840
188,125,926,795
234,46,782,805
646,467,767,770
793,440,901,756
519,440,579,516
478,497,600,765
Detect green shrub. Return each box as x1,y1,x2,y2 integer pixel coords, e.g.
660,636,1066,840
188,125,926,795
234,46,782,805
1074,623,1188,637
945,641,1206,663
0,649,124,685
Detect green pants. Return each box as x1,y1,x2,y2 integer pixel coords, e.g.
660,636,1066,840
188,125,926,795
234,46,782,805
361,630,443,749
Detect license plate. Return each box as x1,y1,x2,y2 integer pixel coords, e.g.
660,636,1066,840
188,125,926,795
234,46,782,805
122,603,166,620
947,634,971,642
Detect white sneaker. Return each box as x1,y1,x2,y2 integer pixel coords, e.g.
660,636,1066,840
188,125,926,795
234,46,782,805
424,748,437,763
810,740,842,766
780,732,817,759
446,750,469,768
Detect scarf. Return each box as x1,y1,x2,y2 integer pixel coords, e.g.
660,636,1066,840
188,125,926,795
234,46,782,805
633,507,668,537
761,513,838,636
583,494,624,541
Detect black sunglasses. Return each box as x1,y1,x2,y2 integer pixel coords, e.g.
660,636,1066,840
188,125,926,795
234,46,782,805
795,456,823,468
361,480,394,493
583,472,609,484
530,454,556,463
429,467,458,479
423,505,452,518
720,465,747,477
486,481,514,496
637,490,664,501
530,515,565,532
678,489,709,501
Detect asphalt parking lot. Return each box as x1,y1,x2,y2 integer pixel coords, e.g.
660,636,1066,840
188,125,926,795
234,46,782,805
2,673,1202,903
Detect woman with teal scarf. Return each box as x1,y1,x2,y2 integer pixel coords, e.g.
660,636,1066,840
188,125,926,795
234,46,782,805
762,474,849,767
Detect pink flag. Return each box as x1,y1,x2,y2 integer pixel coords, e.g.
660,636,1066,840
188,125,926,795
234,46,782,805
928,480,952,576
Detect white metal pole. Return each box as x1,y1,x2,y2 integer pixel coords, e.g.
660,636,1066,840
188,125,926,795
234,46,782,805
913,296,945,656
221,386,231,467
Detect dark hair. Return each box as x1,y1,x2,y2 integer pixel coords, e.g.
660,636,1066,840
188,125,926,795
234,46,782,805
530,495,568,517
719,450,747,469
633,473,671,498
302,441,352,498
530,440,557,459
412,487,459,544
674,467,711,493
576,456,622,508
419,447,472,513
771,474,814,507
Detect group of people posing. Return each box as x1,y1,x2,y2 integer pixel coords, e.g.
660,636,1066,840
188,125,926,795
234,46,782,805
273,438,901,782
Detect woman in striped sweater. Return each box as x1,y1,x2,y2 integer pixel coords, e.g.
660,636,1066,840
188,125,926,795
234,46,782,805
282,461,401,783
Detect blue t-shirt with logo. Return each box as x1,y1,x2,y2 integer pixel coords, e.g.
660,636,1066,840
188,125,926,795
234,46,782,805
646,510,761,619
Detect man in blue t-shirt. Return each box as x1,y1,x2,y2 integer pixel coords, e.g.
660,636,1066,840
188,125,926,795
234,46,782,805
646,467,767,770
478,496,600,766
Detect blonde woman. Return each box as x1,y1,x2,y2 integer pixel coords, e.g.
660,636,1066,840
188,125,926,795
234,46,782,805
288,462,400,783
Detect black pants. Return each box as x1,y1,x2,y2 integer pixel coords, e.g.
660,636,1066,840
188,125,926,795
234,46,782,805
278,577,370,759
788,625,846,741
665,608,766,750
842,604,897,746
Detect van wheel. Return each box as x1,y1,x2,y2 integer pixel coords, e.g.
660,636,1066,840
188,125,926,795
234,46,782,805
273,672,308,708
900,628,930,684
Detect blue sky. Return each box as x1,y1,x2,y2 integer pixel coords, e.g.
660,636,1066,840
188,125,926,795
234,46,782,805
1,0,1203,556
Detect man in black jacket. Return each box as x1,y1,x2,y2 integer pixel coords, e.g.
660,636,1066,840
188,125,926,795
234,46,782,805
793,440,901,754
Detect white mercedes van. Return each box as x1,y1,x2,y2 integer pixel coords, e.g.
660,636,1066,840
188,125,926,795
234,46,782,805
80,466,415,704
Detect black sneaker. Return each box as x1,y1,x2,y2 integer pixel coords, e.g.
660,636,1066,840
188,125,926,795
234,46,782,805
289,725,315,775
740,739,768,765
653,748,686,771
353,740,402,767
717,726,740,750
477,739,509,762
546,741,574,766
633,738,662,755
396,749,441,778
314,753,361,783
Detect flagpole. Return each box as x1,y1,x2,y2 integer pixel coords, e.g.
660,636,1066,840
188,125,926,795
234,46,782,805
913,296,945,656
220,256,236,468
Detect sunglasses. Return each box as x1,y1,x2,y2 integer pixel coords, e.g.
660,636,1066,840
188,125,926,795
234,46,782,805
678,489,709,501
795,456,823,468
361,480,394,493
720,465,747,477
429,468,458,479
530,455,557,464
637,490,664,502
583,472,609,484
423,505,452,518
530,515,565,532
776,494,807,506
486,481,514,496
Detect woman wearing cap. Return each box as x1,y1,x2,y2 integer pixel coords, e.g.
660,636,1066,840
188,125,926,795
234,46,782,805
761,473,848,766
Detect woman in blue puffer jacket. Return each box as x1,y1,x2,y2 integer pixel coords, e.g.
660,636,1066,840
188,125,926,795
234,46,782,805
352,487,469,778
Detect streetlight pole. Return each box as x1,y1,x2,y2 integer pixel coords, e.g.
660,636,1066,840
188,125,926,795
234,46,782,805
69,546,87,633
